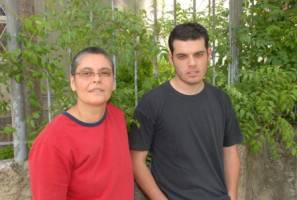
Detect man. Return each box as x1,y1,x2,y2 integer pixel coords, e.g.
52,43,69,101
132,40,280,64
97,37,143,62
129,23,243,200
29,47,133,200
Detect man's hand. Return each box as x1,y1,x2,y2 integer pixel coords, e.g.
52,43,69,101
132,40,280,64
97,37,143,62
224,145,240,200
131,150,168,200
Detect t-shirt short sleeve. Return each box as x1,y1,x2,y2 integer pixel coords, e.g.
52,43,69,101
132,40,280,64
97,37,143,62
222,92,243,146
129,93,159,151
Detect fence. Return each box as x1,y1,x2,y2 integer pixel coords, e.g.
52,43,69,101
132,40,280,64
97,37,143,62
0,0,242,162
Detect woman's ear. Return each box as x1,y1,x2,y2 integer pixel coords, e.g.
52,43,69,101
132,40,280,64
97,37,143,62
112,79,116,91
70,75,76,92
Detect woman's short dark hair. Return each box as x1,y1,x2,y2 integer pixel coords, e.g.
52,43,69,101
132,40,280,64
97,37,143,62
70,47,114,75
168,22,209,53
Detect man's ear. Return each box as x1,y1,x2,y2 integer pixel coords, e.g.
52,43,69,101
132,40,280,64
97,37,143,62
70,75,76,92
168,51,174,65
207,48,212,60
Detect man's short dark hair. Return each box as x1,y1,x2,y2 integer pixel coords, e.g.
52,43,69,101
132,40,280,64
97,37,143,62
70,47,114,75
168,22,209,53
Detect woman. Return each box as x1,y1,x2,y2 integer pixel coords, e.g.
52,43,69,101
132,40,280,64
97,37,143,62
29,47,133,200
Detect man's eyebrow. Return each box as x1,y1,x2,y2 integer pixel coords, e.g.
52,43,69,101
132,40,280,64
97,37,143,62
194,50,206,54
175,50,205,56
175,53,187,56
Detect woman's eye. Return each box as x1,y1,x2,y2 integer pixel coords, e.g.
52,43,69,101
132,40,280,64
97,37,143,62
101,71,112,77
82,72,93,77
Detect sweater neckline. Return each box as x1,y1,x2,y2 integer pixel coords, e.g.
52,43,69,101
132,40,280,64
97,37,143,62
63,110,107,127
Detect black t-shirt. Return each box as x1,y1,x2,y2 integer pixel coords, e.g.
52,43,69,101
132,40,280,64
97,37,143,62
129,81,243,200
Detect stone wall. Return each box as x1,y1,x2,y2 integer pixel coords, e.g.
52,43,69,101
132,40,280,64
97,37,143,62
244,150,297,200
0,160,30,200
133,146,297,200
0,147,296,200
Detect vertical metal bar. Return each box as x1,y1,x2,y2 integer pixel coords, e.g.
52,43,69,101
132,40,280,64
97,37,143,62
208,0,211,25
111,0,117,87
111,0,115,18
46,72,52,121
112,54,116,86
134,49,138,107
89,11,93,24
67,48,72,74
35,0,51,122
153,0,158,78
173,0,176,26
193,0,196,21
5,0,27,163
45,3,52,121
228,0,243,85
34,0,44,13
133,0,138,106
228,0,233,85
212,0,216,85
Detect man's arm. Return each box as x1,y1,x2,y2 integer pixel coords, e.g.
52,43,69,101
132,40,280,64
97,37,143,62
131,150,168,200
223,145,241,200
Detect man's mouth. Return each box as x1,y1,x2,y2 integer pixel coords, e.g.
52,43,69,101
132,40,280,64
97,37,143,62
187,71,199,76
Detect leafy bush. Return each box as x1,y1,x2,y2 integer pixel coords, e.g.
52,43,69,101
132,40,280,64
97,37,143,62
0,146,13,160
227,66,297,158
234,0,297,157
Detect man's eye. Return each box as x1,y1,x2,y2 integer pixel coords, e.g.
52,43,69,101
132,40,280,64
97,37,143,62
177,55,186,59
194,53,204,58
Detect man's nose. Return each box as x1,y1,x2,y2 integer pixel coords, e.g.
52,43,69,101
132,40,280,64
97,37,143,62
188,56,196,66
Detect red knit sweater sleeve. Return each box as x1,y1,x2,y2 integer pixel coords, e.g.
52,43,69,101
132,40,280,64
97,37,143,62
29,123,73,200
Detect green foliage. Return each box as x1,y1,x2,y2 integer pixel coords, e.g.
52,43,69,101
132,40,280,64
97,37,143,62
228,66,297,158
0,100,9,114
0,0,159,141
234,0,297,157
3,125,15,135
0,146,13,160
239,0,297,70
0,0,296,159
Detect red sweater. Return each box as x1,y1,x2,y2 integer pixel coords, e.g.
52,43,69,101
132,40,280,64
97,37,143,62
29,104,134,200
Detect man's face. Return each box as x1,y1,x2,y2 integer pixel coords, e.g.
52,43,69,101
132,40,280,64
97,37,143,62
70,53,114,107
169,38,211,86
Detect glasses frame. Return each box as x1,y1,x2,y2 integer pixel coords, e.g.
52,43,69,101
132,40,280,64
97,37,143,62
74,70,113,79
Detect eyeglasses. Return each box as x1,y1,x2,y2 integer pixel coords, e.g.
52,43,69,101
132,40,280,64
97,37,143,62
75,70,113,79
